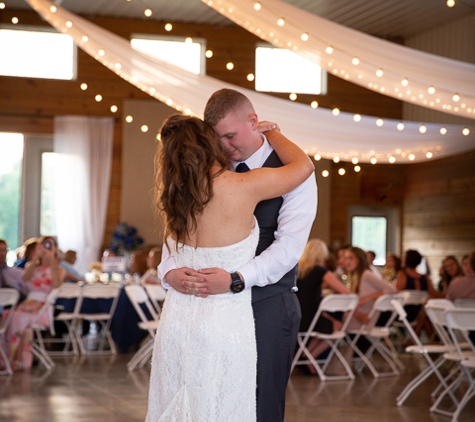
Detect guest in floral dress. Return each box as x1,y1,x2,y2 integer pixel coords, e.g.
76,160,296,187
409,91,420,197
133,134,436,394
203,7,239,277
7,236,65,371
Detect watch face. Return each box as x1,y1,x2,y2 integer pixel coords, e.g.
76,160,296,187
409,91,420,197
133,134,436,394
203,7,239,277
230,273,244,293
231,281,244,293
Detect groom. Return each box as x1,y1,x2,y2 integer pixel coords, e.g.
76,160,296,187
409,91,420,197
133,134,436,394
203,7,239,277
159,88,317,421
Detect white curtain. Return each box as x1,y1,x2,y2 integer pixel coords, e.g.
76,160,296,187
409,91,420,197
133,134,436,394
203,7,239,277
53,116,114,273
27,0,474,163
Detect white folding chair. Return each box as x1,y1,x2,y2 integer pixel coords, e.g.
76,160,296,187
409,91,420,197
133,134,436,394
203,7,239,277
424,300,463,417
30,289,60,371
34,283,82,356
292,293,359,381
144,283,166,315
125,284,160,371
392,290,429,346
444,308,475,422
392,299,453,407
74,283,120,355
348,294,404,378
0,289,20,376
454,298,475,308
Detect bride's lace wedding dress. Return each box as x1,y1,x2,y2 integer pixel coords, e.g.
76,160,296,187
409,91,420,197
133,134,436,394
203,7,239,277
145,222,259,422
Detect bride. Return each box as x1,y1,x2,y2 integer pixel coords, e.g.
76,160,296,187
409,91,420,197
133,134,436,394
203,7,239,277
145,114,313,421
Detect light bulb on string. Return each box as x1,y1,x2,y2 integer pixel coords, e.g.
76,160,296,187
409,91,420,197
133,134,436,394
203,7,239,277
301,32,309,41
338,168,346,176
376,68,384,77
325,46,333,54
310,101,319,109
322,170,329,178
164,23,173,31
353,114,361,122
253,2,262,11
428,86,436,94
419,125,427,134
352,57,360,66
354,166,361,172
332,108,340,116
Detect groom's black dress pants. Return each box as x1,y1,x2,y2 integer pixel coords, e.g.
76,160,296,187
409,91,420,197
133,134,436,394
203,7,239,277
253,291,301,422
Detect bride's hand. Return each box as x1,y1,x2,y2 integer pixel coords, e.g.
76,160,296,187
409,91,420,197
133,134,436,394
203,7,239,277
167,268,206,296
258,120,280,133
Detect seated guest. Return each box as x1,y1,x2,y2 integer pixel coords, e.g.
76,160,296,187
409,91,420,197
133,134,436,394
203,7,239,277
366,250,384,280
296,239,350,372
59,249,84,283
6,236,65,371
396,249,444,340
0,239,29,302
438,255,462,292
446,251,475,302
380,253,401,283
141,246,163,285
13,238,38,269
333,244,350,285
345,246,396,332
128,250,148,278
461,254,473,276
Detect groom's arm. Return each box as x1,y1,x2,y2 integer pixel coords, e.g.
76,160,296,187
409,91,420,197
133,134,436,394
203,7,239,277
197,173,317,294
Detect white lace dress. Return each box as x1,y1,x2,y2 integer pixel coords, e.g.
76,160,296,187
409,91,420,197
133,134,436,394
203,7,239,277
145,223,259,422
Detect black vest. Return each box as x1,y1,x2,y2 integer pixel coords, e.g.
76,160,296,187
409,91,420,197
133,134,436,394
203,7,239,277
251,150,298,303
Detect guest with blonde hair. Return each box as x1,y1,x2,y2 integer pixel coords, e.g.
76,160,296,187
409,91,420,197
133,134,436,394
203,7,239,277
296,239,349,373
345,246,396,331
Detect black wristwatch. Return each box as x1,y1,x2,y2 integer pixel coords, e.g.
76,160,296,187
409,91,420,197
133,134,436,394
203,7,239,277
230,272,245,293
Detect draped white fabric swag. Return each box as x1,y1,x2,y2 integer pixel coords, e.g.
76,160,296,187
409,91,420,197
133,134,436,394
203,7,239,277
27,0,475,163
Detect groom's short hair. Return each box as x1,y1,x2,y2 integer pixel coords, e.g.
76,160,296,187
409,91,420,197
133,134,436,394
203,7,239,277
204,88,254,127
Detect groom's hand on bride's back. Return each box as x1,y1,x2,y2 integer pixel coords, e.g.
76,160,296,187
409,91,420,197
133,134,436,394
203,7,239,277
197,268,235,295
166,268,207,296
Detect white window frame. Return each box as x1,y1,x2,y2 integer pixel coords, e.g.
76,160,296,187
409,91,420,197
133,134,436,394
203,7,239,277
348,205,400,266
21,136,54,241
255,44,327,94
0,25,77,80
130,34,206,75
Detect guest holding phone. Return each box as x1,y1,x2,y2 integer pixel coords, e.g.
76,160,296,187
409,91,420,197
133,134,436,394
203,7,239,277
6,236,65,371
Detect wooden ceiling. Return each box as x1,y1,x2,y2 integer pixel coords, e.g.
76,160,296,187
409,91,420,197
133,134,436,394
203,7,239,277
4,0,475,40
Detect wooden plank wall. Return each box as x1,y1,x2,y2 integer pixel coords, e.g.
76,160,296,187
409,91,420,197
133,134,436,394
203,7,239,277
5,8,474,263
402,150,475,280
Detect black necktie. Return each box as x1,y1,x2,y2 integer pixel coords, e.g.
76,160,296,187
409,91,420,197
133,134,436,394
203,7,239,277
235,162,250,173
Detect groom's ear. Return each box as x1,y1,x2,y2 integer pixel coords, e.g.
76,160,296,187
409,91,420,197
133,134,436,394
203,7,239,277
249,113,258,130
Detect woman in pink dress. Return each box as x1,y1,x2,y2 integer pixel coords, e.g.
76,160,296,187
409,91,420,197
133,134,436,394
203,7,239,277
8,236,65,371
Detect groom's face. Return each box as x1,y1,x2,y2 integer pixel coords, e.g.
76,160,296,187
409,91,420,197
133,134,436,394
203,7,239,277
213,110,262,162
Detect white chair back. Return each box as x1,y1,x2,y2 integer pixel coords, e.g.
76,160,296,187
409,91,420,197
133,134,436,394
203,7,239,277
0,289,20,375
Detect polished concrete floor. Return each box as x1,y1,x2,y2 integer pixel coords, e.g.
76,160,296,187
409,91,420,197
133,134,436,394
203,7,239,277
0,352,474,421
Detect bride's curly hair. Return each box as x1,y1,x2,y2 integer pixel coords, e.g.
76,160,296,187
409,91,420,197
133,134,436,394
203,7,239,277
155,114,231,248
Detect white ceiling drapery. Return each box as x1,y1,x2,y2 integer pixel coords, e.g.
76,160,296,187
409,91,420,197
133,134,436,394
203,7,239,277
202,0,475,121
25,0,475,163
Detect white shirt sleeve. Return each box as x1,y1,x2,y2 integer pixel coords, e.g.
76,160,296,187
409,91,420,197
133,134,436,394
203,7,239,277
157,238,175,289
238,173,317,289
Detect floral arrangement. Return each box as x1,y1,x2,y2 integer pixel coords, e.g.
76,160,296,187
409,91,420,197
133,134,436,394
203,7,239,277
109,222,144,255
